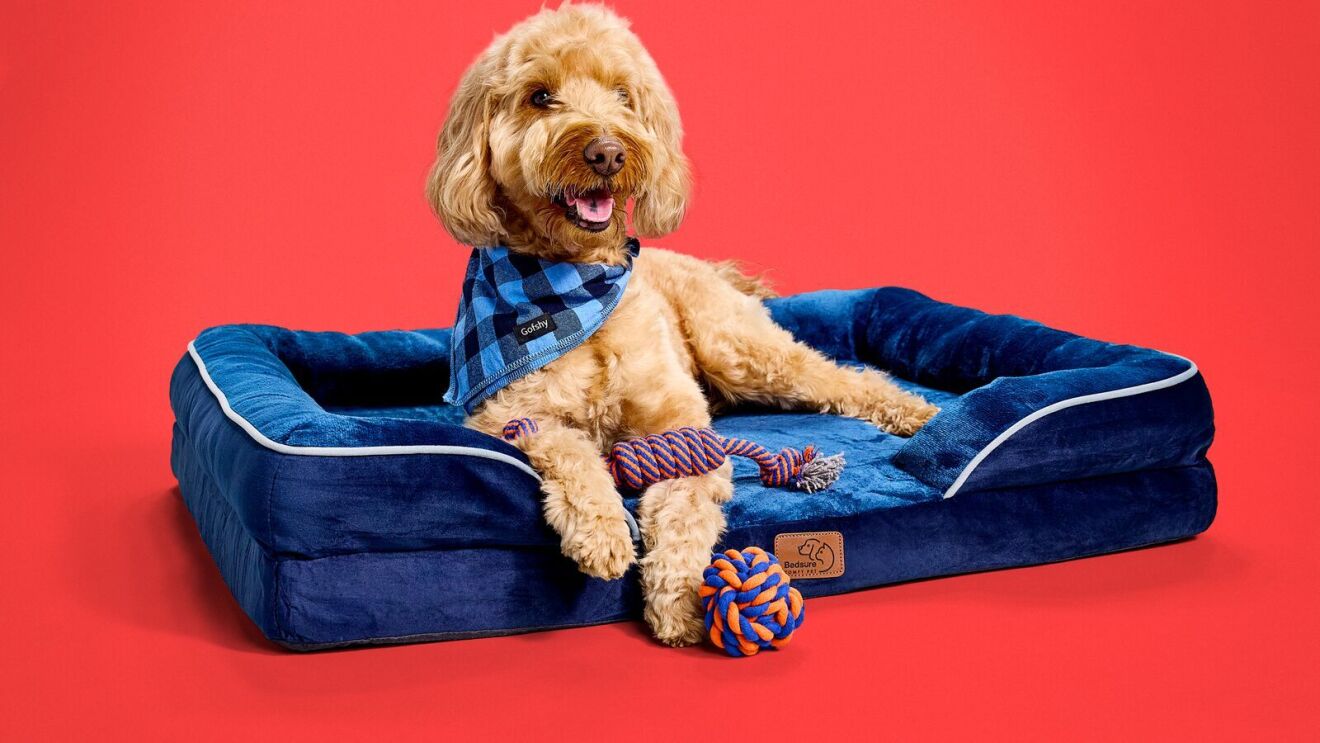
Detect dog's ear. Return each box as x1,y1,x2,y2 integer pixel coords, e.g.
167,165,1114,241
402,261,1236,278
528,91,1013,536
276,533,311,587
631,68,691,238
427,52,503,246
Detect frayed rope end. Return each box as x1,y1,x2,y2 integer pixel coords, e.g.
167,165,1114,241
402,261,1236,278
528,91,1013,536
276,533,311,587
790,452,846,493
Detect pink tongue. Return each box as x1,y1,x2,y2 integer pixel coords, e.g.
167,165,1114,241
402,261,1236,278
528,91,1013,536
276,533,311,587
568,194,614,222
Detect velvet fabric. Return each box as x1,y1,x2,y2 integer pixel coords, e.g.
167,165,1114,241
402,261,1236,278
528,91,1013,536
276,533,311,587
169,287,1216,648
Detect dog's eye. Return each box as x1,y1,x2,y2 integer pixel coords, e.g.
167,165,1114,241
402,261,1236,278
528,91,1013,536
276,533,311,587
615,87,631,106
529,89,553,108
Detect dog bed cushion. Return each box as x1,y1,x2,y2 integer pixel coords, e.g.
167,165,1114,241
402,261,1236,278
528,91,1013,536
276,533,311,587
169,287,1216,649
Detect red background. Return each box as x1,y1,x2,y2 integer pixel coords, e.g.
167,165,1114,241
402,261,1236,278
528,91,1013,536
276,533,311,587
3,1,1317,739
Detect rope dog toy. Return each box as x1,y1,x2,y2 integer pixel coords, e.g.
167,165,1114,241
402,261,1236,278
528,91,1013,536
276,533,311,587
700,547,805,656
502,418,845,492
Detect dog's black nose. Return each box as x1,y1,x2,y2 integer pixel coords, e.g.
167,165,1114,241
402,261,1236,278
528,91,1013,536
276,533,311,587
584,137,625,177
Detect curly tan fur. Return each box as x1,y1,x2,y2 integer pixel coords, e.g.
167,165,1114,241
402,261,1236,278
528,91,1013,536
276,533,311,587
428,3,938,646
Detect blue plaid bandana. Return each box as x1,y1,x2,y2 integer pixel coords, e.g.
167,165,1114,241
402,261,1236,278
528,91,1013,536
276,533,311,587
444,238,641,413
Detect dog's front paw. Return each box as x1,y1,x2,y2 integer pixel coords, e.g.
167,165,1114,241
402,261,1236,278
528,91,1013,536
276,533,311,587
640,549,708,647
642,581,706,647
560,513,636,580
648,602,706,647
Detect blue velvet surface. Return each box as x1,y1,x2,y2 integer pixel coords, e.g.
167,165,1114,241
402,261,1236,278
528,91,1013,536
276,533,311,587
170,287,1216,648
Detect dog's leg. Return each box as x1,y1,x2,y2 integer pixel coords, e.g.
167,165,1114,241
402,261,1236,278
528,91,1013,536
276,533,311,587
638,463,733,646
687,290,938,435
485,418,637,580
521,424,637,579
622,381,734,646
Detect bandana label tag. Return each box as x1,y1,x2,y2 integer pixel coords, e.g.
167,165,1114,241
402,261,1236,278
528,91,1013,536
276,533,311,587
515,314,557,344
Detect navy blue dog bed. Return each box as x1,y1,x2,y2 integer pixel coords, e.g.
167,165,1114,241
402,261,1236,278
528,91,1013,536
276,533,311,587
170,287,1216,649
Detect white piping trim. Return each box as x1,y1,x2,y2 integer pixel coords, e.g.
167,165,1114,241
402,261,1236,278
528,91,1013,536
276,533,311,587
186,341,541,482
942,354,1199,499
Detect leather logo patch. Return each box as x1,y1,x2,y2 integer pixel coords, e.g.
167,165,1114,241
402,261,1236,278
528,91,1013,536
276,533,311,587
774,531,844,579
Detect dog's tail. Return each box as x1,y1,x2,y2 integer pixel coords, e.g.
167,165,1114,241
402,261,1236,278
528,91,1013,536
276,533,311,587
711,259,777,299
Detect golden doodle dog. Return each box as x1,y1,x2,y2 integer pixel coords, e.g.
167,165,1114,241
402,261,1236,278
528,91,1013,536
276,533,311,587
426,3,938,645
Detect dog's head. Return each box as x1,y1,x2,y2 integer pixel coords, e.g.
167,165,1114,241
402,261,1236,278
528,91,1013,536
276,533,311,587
427,4,689,261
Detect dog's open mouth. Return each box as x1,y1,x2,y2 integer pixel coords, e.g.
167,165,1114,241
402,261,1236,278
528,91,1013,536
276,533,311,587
554,188,615,232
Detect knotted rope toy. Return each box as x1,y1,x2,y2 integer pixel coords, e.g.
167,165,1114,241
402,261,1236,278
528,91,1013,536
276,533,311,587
502,419,845,493
700,547,805,656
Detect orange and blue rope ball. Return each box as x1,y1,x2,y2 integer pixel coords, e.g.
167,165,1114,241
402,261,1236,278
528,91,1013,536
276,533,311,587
700,547,805,656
